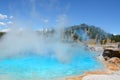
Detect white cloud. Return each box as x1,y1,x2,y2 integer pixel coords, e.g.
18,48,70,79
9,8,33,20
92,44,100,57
9,16,13,19
0,22,6,26
56,14,67,22
39,0,60,11
0,14,13,28
43,19,49,23
64,3,71,12
7,21,13,25
0,13,8,20
30,0,39,17
0,28,10,32
55,14,68,28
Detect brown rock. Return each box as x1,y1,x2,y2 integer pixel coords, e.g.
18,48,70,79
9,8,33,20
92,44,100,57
102,49,120,60
108,57,120,64
106,57,120,71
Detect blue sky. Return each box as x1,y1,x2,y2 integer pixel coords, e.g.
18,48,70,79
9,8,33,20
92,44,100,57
0,0,120,34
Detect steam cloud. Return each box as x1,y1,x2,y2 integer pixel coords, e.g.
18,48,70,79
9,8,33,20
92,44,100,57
0,0,90,63
0,25,90,63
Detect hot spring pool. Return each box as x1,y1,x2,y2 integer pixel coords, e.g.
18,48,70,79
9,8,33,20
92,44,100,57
0,47,103,80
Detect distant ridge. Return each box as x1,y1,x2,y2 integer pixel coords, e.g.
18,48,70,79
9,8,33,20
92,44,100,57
64,23,120,44
0,23,120,43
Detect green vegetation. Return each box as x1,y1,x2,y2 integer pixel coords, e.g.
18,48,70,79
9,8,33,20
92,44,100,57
0,32,6,38
110,34,120,42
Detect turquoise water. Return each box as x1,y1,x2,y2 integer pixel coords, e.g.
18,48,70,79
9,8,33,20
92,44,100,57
0,47,103,79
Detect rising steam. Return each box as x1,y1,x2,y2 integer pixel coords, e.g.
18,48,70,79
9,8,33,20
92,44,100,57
0,0,90,63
